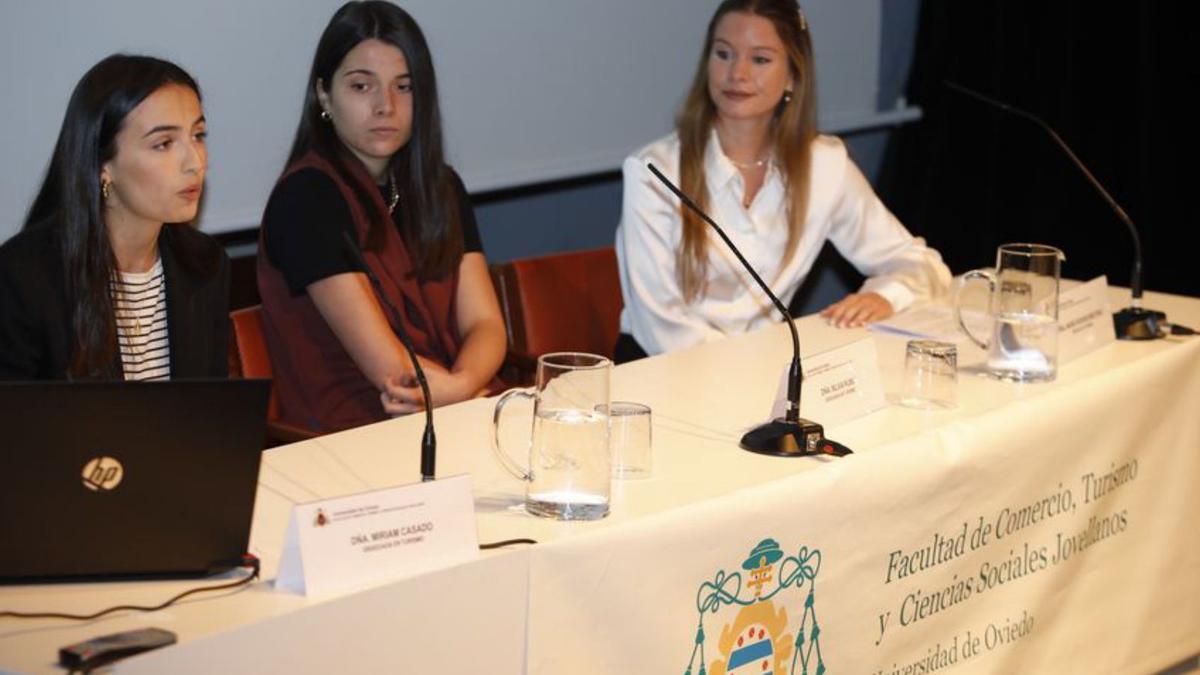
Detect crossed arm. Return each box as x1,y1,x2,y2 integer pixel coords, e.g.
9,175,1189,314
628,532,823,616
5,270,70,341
307,251,506,414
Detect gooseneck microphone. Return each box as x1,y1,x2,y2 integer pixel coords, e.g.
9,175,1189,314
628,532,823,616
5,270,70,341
341,231,437,481
944,80,1189,340
646,163,850,457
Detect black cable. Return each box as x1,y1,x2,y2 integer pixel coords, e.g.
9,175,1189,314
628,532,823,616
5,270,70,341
339,231,437,481
944,80,1147,301
479,538,537,550
0,555,260,621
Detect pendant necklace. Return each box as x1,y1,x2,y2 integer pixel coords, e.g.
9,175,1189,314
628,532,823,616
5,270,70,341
731,155,769,208
729,156,770,171
387,173,400,214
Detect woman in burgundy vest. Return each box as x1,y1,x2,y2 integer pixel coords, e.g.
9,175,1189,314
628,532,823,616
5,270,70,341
257,1,505,433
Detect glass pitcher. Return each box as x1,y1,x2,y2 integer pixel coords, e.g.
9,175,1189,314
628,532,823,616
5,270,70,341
492,352,612,520
954,243,1065,382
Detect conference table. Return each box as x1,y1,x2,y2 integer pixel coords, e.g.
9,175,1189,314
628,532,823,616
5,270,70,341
2,286,1198,674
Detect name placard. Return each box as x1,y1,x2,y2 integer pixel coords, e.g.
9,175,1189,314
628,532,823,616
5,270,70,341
1057,276,1115,364
770,337,887,426
276,474,479,597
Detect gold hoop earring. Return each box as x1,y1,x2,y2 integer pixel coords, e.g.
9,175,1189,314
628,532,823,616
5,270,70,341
101,179,111,201
320,110,331,122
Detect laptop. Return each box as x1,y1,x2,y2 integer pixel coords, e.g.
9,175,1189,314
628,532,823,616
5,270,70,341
0,378,271,581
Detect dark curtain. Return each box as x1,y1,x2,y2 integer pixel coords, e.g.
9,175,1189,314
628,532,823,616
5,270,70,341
880,2,1196,298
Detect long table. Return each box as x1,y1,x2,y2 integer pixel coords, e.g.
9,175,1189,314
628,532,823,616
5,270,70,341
2,287,1198,674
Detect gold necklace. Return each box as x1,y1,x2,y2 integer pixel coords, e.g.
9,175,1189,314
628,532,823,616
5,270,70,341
113,287,145,359
729,156,770,171
112,262,158,359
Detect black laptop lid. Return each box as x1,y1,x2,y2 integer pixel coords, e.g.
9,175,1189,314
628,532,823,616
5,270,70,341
0,379,270,581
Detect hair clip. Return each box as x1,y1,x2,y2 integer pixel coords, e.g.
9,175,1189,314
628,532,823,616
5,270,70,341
797,5,808,32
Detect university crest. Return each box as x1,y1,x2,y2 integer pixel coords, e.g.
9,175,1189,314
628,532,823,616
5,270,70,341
684,539,826,675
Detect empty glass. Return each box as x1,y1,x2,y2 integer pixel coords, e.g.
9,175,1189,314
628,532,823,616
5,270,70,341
900,340,957,409
608,402,652,479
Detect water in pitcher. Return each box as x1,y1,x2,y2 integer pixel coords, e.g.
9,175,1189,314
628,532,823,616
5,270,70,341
986,312,1058,382
526,407,610,520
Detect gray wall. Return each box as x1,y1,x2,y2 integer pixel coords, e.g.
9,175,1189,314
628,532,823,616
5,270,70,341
0,0,907,242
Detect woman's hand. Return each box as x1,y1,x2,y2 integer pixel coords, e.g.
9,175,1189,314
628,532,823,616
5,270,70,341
378,359,472,416
380,375,420,416
819,291,894,328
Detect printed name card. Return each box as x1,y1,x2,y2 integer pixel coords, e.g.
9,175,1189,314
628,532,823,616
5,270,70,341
770,337,887,427
276,473,479,597
1057,276,1116,364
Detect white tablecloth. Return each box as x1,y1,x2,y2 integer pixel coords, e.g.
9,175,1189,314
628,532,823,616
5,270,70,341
1,287,1197,674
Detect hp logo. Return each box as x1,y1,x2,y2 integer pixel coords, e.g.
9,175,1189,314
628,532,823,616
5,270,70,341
81,456,124,491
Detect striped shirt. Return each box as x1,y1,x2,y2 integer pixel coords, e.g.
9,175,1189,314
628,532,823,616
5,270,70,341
110,259,171,381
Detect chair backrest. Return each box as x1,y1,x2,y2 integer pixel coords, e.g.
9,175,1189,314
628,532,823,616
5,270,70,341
229,305,280,420
491,247,623,360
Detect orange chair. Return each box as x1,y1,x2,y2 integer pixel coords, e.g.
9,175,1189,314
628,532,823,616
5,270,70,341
229,305,317,446
490,247,623,385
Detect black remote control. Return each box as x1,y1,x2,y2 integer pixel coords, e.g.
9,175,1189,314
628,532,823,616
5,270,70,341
59,627,177,670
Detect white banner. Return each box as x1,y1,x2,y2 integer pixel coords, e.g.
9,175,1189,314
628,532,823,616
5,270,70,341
526,336,1200,674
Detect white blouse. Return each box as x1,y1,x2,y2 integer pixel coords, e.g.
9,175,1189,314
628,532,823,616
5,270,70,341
615,130,951,356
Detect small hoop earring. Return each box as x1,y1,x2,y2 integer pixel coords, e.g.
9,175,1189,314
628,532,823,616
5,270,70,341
101,179,111,201
320,110,331,122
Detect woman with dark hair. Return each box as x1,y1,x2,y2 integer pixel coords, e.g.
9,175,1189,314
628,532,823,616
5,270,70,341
258,0,505,432
614,0,951,361
0,55,228,380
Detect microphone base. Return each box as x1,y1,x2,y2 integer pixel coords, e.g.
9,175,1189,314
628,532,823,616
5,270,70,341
741,418,848,457
1114,306,1166,340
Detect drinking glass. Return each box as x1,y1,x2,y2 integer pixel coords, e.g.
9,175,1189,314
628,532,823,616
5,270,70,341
899,340,957,409
608,402,652,479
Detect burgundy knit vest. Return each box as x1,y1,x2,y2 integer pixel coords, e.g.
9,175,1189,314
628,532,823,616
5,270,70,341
256,151,461,432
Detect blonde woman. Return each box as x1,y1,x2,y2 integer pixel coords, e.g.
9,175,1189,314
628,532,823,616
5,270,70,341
615,0,950,361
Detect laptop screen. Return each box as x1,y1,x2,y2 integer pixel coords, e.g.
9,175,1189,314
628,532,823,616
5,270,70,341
0,378,270,581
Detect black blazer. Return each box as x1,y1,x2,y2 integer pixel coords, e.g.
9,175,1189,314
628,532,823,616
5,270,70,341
0,221,230,380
